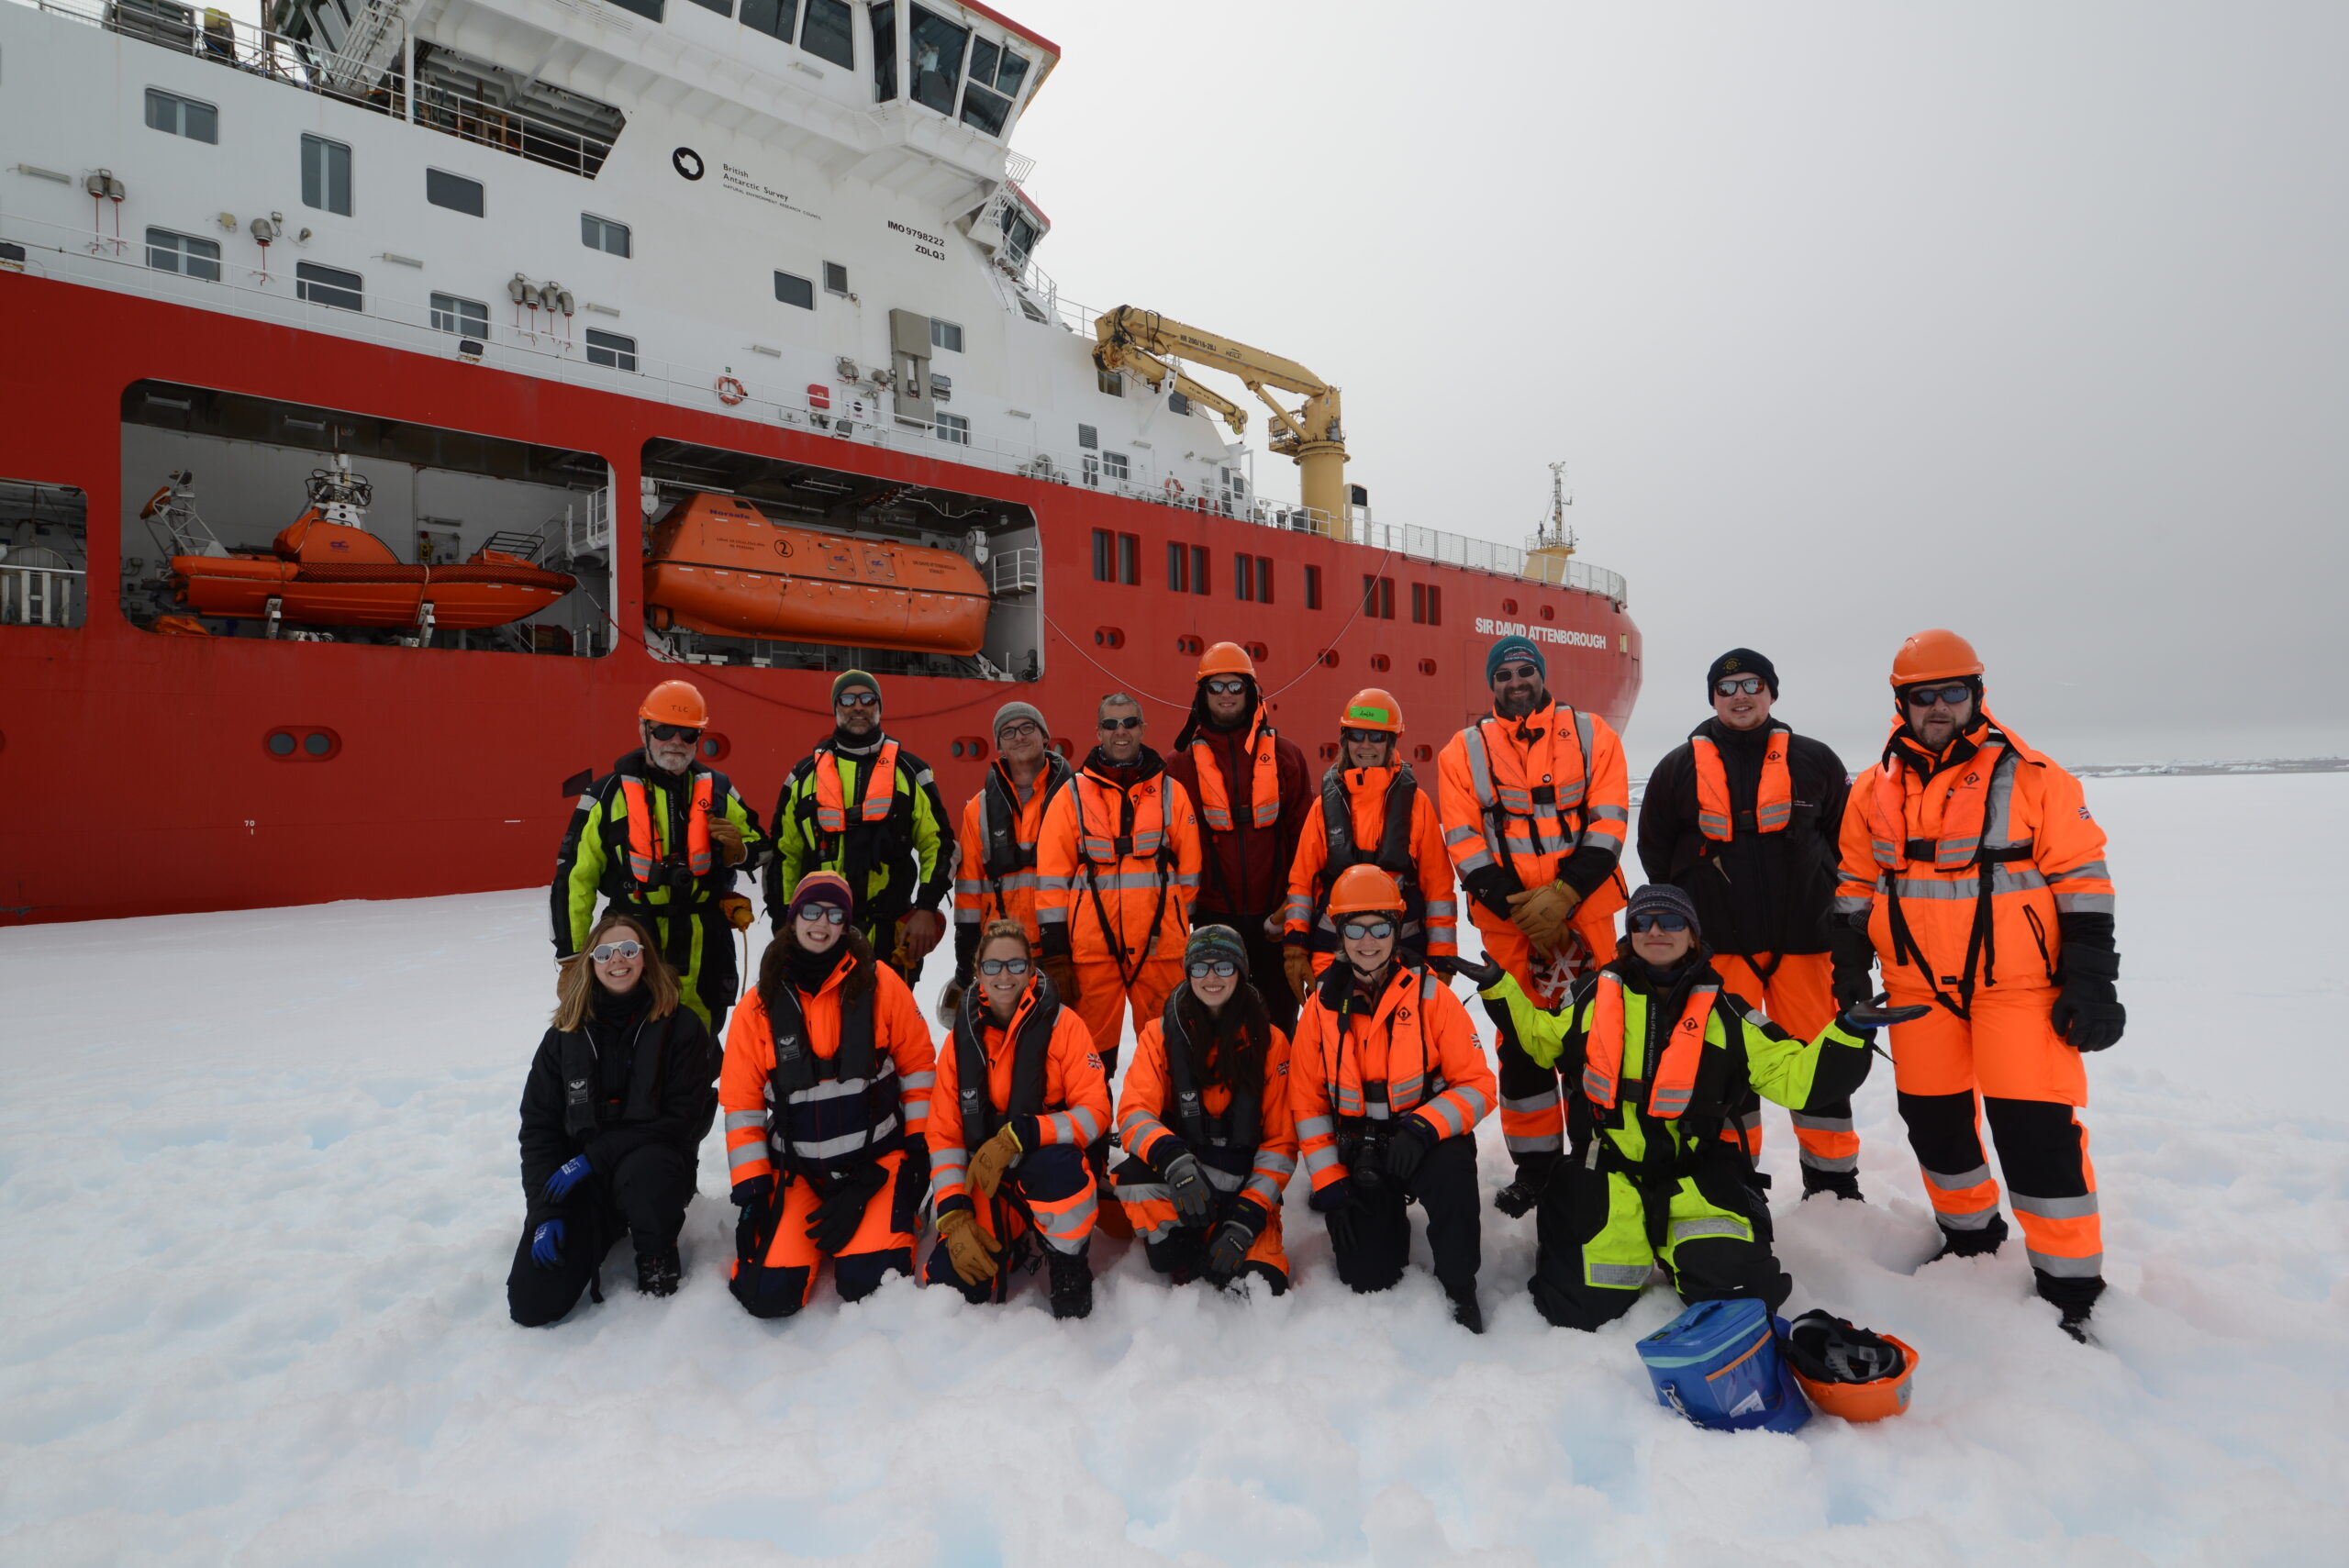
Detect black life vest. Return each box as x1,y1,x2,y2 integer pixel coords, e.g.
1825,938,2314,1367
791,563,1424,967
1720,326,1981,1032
1158,989,1265,1184
952,980,1058,1151
760,962,903,1175
791,739,919,923
980,752,1074,883
558,1014,667,1139
1315,763,1429,952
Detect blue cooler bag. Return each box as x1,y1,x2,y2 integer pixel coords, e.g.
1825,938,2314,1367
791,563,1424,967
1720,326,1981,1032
1637,1298,1812,1433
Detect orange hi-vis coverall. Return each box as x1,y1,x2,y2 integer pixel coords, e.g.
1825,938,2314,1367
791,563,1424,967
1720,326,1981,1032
1437,698,1630,1007
1835,711,2117,1296
1112,995,1298,1285
1283,762,1459,969
951,752,1076,974
1035,747,1202,1066
926,980,1112,1270
719,955,936,1316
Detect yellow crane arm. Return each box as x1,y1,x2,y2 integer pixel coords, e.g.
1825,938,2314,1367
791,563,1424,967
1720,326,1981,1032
1095,307,1327,399
1099,345,1249,437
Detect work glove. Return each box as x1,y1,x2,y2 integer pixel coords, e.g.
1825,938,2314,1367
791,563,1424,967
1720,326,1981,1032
1505,879,1580,952
1284,944,1319,1005
890,1142,932,1234
807,1162,891,1256
1437,952,1505,989
935,1207,1003,1286
1041,953,1082,1006
1493,1151,1558,1218
730,1173,776,1262
1312,1179,1363,1253
541,1154,592,1202
965,1123,1024,1203
1384,1118,1435,1184
1161,1151,1214,1227
529,1219,565,1268
717,892,755,932
1840,995,1932,1036
1204,1213,1260,1280
2052,930,2125,1051
935,978,967,1029
707,813,747,866
1830,917,1878,1008
899,907,946,962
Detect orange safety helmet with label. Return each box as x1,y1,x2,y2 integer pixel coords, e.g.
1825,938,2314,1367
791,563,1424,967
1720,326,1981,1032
1326,863,1406,916
1197,641,1256,681
1784,1311,1920,1422
639,679,710,728
1340,687,1403,734
1888,629,1984,687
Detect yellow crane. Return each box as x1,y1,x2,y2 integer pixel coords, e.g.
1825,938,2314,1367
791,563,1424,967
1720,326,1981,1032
1092,306,1347,533
1106,348,1251,441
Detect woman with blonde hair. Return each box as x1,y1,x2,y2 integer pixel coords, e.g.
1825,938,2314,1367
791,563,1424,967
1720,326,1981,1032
508,909,719,1326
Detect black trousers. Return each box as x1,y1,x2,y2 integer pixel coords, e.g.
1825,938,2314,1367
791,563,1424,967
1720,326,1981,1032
1197,911,1300,1039
507,1143,696,1328
1325,1131,1480,1302
1143,1228,1288,1294
1527,1159,1790,1332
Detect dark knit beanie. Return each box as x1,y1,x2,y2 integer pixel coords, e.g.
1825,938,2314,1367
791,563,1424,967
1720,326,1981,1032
1624,883,1702,939
1486,635,1546,685
787,871,855,922
1186,923,1251,977
1706,649,1778,698
831,669,881,706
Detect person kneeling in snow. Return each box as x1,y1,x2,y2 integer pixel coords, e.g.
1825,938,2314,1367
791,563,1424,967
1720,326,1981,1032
926,920,1112,1318
1471,884,1909,1331
509,912,719,1326
721,873,937,1318
1110,925,1299,1295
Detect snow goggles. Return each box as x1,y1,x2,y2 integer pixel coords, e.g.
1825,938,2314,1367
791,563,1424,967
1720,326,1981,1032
1902,683,1973,708
1341,919,1396,941
1493,662,1541,683
1629,913,1691,933
792,905,848,926
1203,677,1250,696
1714,676,1765,697
589,940,643,962
834,691,880,709
1187,959,1239,979
645,722,701,742
978,957,1031,976
1099,715,1142,731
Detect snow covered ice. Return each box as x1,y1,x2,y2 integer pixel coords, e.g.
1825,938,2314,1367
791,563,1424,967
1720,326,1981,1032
3,773,2345,1565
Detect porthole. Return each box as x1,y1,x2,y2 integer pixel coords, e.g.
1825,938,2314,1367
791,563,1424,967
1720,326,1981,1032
264,727,340,761
1540,605,1554,622
951,740,963,758
1094,627,1126,650
1319,650,1340,668
953,735,990,761
1319,742,1340,761
1176,635,1204,656
1370,654,1390,673
1052,738,1074,756
1243,640,1269,662
1413,744,1434,763
303,732,331,757
1501,597,1519,615
1418,658,1438,676
699,732,731,762
267,732,296,756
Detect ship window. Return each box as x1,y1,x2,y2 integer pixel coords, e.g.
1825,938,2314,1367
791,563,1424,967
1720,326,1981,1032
146,228,222,282
1255,556,1273,604
824,261,850,295
907,6,967,117
685,0,731,14
961,81,1010,137
1361,574,1395,619
1082,454,1099,488
583,213,631,257
1001,210,1039,266
1102,452,1129,482
295,261,362,311
1234,553,1252,603
431,294,488,336
937,413,970,445
774,270,816,309
601,0,663,19
930,317,963,352
1304,564,1321,610
1076,423,1097,450
1166,540,1187,592
1093,529,1114,583
1190,546,1210,595
1119,533,1140,585
1410,583,1442,626
741,0,792,42
959,36,1026,136
1169,392,1191,417
301,135,352,216
800,0,853,68
1097,368,1123,397
426,168,484,217
869,2,896,100
144,87,217,143
585,328,638,372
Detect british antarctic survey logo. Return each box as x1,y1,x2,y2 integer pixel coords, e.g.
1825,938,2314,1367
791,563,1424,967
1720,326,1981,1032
673,147,706,181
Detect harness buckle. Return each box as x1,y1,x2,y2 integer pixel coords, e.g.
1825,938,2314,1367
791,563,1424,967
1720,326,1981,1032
1113,835,1134,858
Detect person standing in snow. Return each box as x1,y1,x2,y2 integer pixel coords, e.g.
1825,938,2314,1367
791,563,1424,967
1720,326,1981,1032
944,699,1075,1021
509,911,719,1325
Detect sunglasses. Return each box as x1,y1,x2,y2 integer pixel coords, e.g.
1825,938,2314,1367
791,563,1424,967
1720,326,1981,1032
1187,959,1238,979
1629,913,1691,933
835,691,880,709
1203,677,1250,696
1341,919,1396,942
978,957,1031,976
1903,683,1973,709
589,940,643,962
997,721,1042,743
1714,677,1765,697
1493,662,1540,683
793,905,849,926
1099,715,1143,731
1341,728,1392,747
645,723,701,743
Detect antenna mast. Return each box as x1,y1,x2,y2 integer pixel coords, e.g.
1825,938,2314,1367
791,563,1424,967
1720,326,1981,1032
1538,460,1575,554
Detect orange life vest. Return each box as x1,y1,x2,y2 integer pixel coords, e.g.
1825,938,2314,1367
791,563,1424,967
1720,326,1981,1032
814,739,900,835
1580,969,1718,1120
1189,715,1281,832
1458,705,1594,880
1863,733,2009,873
1692,726,1792,841
621,772,713,888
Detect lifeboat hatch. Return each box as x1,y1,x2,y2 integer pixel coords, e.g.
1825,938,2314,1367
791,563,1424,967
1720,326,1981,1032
120,381,614,654
639,437,1042,684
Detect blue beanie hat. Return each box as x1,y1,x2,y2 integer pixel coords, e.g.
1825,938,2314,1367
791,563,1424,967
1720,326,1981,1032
1486,635,1546,686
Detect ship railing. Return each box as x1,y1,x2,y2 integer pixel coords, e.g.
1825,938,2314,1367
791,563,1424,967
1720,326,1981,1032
987,547,1041,595
0,563,85,628
17,0,617,178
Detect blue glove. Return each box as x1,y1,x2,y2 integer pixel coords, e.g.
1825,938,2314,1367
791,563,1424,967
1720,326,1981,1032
542,1154,592,1202
529,1219,565,1268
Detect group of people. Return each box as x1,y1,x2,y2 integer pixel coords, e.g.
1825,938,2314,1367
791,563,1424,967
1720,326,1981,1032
515,626,2123,1345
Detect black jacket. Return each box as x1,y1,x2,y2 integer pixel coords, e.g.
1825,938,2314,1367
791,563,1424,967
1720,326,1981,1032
1638,720,1848,958
517,1002,719,1212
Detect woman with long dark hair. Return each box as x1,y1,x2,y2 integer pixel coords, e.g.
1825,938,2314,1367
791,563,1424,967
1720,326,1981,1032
720,873,937,1318
509,910,718,1326
1111,925,1297,1294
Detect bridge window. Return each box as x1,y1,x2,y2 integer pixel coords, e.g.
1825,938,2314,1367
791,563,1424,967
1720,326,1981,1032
583,214,630,257
685,0,732,14
426,169,484,217
144,87,217,143
295,261,363,311
146,228,221,282
602,0,663,19
801,0,853,68
907,6,968,117
302,135,352,216
870,2,897,100
960,37,1029,136
740,0,789,39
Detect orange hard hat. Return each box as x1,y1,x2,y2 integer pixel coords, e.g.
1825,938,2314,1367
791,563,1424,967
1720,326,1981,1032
1197,641,1256,681
639,679,709,728
1327,864,1406,916
1888,629,1984,687
1341,687,1403,735
1784,1312,1920,1422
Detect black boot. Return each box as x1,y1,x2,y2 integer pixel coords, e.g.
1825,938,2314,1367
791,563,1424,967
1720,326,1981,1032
2057,1301,2096,1344
1800,1167,1865,1202
636,1244,682,1297
1928,1213,2008,1262
1448,1287,1485,1335
1046,1246,1094,1320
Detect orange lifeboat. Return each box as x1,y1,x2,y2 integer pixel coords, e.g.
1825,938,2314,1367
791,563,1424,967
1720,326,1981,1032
643,493,990,655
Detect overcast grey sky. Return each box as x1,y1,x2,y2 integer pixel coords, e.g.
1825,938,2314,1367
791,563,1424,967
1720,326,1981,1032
1007,1,2347,769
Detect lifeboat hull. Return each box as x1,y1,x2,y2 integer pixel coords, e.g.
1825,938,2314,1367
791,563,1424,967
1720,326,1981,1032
643,494,990,655
171,554,574,629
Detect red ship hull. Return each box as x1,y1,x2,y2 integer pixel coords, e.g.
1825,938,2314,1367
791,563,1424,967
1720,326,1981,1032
0,277,1642,925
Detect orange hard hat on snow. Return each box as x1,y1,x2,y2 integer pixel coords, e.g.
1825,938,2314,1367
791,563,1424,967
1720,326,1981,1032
1341,687,1403,734
1783,1311,1920,1422
1197,641,1256,681
1888,629,1984,687
639,679,709,728
1327,864,1406,917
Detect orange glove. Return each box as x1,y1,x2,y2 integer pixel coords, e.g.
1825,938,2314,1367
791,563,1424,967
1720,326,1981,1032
965,1123,1023,1201
935,1208,1002,1286
1284,945,1319,1004
706,813,747,866
1506,880,1580,952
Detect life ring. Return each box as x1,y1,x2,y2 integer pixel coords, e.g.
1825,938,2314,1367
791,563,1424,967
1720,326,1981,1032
139,484,174,519
716,375,748,406
1163,477,1186,498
